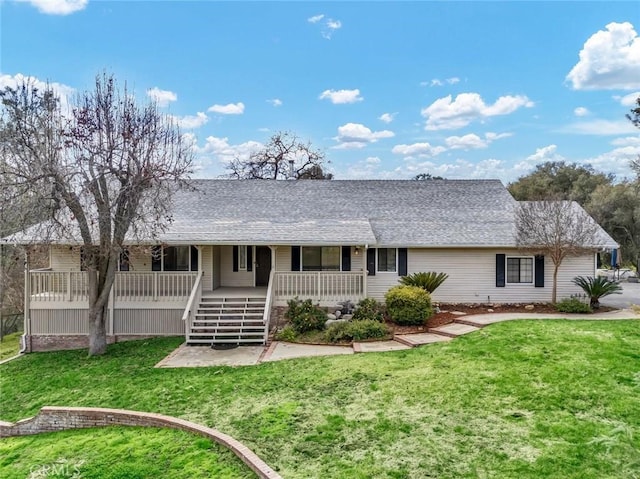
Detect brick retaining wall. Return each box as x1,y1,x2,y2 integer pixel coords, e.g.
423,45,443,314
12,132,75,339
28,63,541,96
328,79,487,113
0,406,282,479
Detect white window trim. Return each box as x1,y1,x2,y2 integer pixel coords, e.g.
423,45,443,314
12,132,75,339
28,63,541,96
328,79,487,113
506,255,534,285
300,246,343,272
376,247,397,273
238,245,248,271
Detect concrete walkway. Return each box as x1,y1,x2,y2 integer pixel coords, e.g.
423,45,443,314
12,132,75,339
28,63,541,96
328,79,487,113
156,308,640,368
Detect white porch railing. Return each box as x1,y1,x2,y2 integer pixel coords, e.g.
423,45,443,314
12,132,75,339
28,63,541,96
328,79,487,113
273,271,365,304
30,271,89,302
114,272,196,301
181,270,204,337
29,271,197,303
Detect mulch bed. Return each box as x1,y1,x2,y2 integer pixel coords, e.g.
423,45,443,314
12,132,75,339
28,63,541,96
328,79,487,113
388,302,618,335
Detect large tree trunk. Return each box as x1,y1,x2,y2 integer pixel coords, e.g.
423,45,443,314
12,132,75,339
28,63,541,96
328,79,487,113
88,303,108,355
552,262,560,304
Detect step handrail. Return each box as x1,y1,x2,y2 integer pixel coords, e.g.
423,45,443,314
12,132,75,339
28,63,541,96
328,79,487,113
182,270,204,322
262,269,276,343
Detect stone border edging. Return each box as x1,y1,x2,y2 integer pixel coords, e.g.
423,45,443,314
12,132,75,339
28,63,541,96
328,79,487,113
0,406,282,479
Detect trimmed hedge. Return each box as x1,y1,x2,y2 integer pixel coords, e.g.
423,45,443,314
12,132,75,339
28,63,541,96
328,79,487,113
385,285,433,326
555,297,592,314
352,298,384,322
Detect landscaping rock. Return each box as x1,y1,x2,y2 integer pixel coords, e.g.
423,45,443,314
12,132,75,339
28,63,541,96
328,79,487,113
451,311,467,316
341,314,353,320
525,304,535,310
487,309,494,313
326,313,337,320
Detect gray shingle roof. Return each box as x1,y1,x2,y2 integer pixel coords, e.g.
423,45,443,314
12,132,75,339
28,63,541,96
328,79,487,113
4,179,617,248
163,179,520,246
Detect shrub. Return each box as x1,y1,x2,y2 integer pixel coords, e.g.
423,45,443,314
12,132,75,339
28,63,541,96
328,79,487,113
325,320,389,343
285,297,327,333
572,275,623,308
275,325,297,342
399,271,449,293
352,298,384,322
385,285,433,326
555,297,592,314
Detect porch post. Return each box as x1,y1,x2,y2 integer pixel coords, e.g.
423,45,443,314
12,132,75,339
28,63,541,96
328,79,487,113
67,271,72,301
363,245,368,299
23,249,31,337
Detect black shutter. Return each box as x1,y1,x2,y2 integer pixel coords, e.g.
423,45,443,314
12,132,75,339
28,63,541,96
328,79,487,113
233,245,239,272
398,248,408,276
342,246,351,272
534,255,544,287
367,248,376,276
496,254,505,287
291,246,301,271
190,246,199,272
247,246,253,272
151,245,162,271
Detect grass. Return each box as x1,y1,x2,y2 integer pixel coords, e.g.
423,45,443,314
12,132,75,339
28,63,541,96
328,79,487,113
0,332,21,361
0,427,254,479
1,320,639,478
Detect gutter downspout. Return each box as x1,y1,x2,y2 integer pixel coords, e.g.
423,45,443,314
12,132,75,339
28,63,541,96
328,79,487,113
19,246,30,354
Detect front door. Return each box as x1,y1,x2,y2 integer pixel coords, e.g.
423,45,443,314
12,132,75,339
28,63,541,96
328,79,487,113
255,246,272,287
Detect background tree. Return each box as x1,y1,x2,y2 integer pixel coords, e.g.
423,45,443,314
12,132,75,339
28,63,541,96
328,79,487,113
413,173,444,180
225,131,330,179
0,74,193,355
515,200,598,303
508,161,613,205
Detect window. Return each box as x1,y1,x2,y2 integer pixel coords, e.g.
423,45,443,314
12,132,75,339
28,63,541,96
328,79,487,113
302,246,340,271
151,245,198,272
119,248,130,271
377,248,397,272
507,257,533,283
238,245,247,270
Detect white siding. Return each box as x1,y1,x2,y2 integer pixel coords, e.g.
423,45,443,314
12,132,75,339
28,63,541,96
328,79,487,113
50,246,79,270
31,309,89,334
201,245,213,291
49,246,151,271
220,245,254,287
367,248,595,303
114,309,184,335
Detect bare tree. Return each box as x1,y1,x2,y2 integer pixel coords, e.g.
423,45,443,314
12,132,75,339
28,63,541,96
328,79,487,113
515,200,599,303
225,131,331,179
0,74,193,355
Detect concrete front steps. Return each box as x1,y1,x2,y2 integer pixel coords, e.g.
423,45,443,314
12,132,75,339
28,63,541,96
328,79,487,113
187,296,267,345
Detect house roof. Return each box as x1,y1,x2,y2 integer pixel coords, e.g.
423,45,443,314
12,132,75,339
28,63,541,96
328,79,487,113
164,179,519,247
3,179,619,248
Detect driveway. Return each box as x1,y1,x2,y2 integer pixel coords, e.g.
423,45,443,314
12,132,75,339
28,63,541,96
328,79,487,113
600,281,640,309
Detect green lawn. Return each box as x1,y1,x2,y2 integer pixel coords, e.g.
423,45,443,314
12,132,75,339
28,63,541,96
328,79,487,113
0,332,21,361
0,426,254,479
1,320,639,478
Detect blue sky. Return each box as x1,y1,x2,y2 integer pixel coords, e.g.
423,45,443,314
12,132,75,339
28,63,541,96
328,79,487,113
1,0,639,182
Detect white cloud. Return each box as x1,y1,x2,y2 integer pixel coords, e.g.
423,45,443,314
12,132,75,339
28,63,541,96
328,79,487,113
146,87,177,107
421,92,534,130
615,91,640,106
424,77,460,87
267,98,282,107
378,112,396,123
207,102,245,115
343,156,384,179
0,73,75,113
17,0,87,15
574,106,590,117
319,88,363,104
308,14,342,39
566,22,640,90
586,145,640,178
193,136,264,176
170,112,208,129
611,136,640,147
333,123,394,149
392,142,446,158
560,119,637,135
